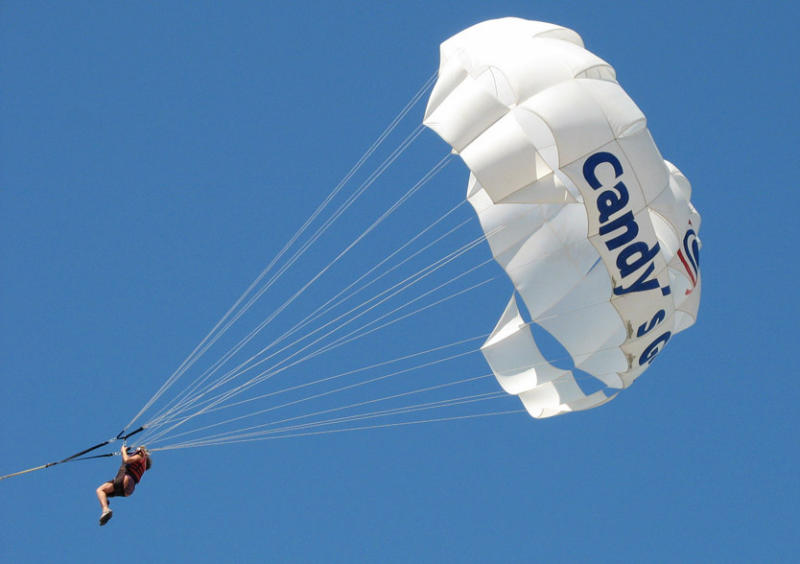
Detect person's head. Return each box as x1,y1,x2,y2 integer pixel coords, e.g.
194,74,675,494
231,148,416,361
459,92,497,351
135,446,152,470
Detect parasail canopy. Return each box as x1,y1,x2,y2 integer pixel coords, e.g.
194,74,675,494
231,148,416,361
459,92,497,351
423,17,701,418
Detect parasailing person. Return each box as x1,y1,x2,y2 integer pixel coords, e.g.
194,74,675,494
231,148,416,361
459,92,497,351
95,445,152,526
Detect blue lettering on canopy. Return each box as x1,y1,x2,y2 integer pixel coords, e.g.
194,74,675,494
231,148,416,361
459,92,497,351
683,229,700,274
639,331,671,365
636,309,666,338
582,152,669,297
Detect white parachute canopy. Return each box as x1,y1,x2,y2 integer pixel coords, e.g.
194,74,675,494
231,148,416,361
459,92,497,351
423,18,701,418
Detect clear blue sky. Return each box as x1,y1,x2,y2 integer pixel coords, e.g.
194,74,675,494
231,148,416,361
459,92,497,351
2,2,797,563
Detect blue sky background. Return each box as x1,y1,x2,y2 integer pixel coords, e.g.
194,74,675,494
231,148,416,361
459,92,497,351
2,2,798,563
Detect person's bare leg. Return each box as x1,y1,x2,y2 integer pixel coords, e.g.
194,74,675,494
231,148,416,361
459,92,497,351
97,483,114,525
96,482,114,511
121,475,135,497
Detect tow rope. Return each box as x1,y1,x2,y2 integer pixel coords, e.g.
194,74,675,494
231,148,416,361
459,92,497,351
0,426,145,481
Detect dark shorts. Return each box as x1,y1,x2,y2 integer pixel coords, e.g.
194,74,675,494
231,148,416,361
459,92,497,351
105,466,130,498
